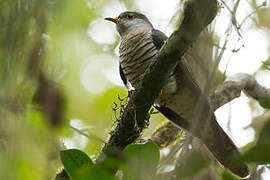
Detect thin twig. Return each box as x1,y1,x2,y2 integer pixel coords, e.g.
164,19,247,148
239,1,267,28
69,125,105,144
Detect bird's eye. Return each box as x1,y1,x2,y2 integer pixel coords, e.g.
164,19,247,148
126,14,134,20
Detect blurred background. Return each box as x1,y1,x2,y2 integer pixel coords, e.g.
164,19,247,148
0,0,269,179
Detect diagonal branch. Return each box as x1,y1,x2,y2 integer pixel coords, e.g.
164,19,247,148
212,73,270,109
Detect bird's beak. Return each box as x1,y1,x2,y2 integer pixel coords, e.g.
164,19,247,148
104,17,118,24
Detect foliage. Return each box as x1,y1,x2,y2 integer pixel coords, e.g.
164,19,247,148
122,142,160,180
60,142,159,180
60,149,116,180
238,119,270,164
60,149,94,178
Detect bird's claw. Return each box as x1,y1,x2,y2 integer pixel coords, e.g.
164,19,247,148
128,89,134,97
139,73,144,80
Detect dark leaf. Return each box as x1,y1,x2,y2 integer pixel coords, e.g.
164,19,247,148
122,142,160,180
72,165,115,180
219,170,239,180
236,119,270,164
60,149,93,178
258,98,270,109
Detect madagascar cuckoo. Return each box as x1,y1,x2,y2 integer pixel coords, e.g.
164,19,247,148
105,11,249,178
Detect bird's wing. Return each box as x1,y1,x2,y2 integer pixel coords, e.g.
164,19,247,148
119,64,128,88
119,64,134,91
152,29,201,95
151,29,168,49
151,29,199,128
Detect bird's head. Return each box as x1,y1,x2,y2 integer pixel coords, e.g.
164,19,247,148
105,11,153,37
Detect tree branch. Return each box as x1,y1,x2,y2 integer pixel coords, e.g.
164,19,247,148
222,73,270,108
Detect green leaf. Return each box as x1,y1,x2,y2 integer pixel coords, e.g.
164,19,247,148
259,98,270,109
60,149,93,178
123,141,160,168
241,146,270,163
237,119,270,164
122,142,160,180
72,165,115,180
257,119,270,146
219,170,239,180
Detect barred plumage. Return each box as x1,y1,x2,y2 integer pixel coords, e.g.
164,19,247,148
119,30,158,87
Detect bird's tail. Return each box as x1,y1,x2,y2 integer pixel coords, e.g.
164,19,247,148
200,116,250,178
155,105,249,178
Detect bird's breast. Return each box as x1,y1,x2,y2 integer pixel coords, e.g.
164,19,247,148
119,31,158,88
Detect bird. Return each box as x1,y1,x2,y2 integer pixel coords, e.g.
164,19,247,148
105,11,249,178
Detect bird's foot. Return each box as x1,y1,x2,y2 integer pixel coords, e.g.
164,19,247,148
128,89,134,97
139,73,144,80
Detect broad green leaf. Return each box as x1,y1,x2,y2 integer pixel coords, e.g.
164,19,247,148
60,149,93,178
258,98,270,109
256,119,270,146
123,141,160,168
72,165,115,180
219,170,239,180
123,142,160,180
237,119,270,164
241,146,270,163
